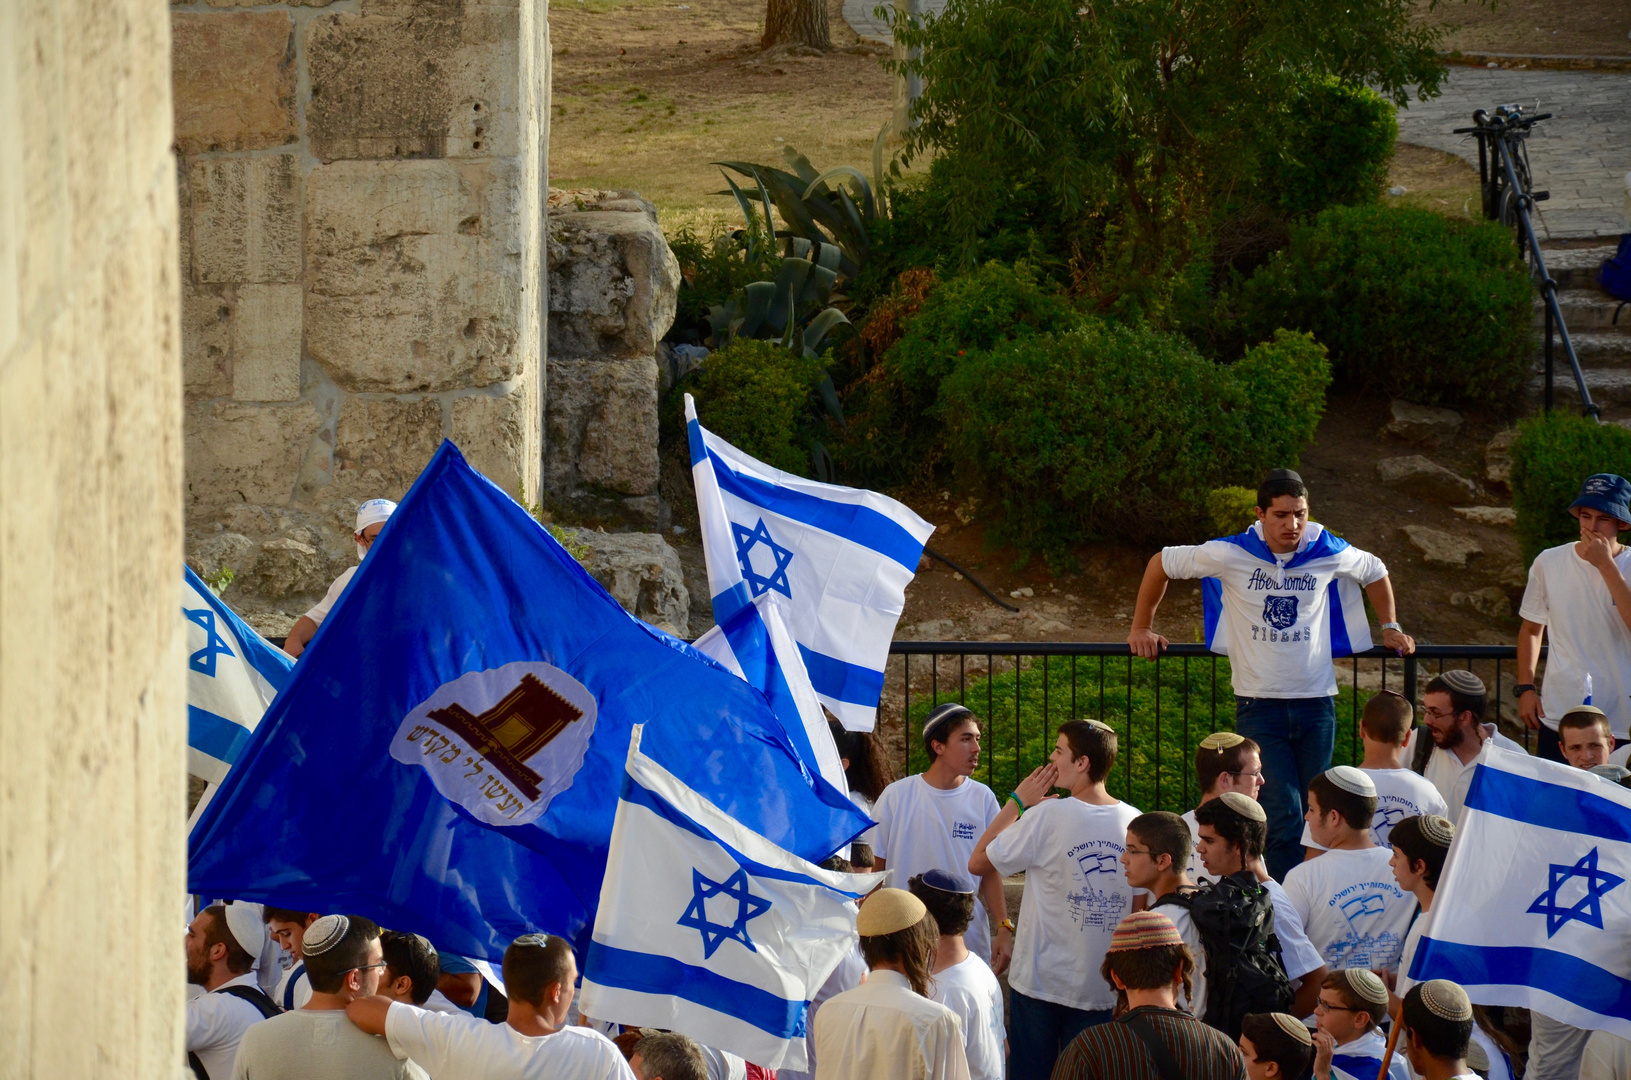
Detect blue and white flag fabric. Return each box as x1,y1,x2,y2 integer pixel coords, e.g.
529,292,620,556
188,441,870,961
580,727,884,1069
1200,520,1373,656
1412,742,1631,1039
687,395,934,731
694,592,849,795
183,565,293,828
1328,1029,1409,1080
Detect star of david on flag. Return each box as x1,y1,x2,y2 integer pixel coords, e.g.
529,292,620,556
687,394,934,731
580,727,884,1070
1412,742,1631,1040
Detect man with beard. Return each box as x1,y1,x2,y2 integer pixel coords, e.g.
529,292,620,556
186,903,280,1079
1410,672,1522,822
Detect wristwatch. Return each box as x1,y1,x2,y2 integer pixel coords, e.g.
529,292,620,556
1514,683,1537,696
1381,622,1403,633
999,919,1016,933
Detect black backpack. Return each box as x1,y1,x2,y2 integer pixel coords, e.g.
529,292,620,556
188,984,281,1080
1155,872,1294,1039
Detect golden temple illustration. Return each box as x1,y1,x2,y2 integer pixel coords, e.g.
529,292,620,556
426,673,585,800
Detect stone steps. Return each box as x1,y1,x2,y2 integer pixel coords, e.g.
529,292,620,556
1531,331,1631,370
1537,245,1620,290
1533,291,1631,331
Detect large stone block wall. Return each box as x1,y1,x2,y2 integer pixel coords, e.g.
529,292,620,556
1,1,188,1075
175,0,549,633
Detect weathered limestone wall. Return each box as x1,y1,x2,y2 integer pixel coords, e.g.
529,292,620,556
0,1,188,1075
175,0,550,632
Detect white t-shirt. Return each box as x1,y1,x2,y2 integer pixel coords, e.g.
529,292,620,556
931,955,1005,1080
231,1009,427,1080
421,989,466,1016
1181,809,1213,884
1162,522,1388,699
873,775,1001,961
1410,727,1525,823
1262,878,1326,982
984,797,1142,1011
1300,768,1450,851
1157,901,1208,1021
187,973,271,1080
304,565,358,626
1394,906,1429,1000
384,1003,637,1079
274,963,312,1011
1520,543,1631,737
1330,1028,1411,1080
1282,846,1414,972
699,1045,748,1080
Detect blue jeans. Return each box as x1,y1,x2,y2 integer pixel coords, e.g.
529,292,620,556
1235,695,1335,881
1006,989,1110,1080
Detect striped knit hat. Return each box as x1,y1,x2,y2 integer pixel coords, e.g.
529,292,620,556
1437,669,1485,697
1108,911,1184,953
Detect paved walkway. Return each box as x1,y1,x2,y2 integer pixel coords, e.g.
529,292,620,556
845,0,939,43
1395,67,1631,239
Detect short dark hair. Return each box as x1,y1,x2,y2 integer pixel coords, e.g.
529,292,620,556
380,931,440,1005
1558,708,1614,742
1241,1013,1314,1080
1257,472,1309,510
633,1032,708,1080
1389,816,1449,891
1308,772,1375,832
1361,691,1414,745
908,875,975,937
1322,972,1382,1029
1195,736,1260,795
262,907,317,926
504,935,574,1008
1128,811,1191,873
1193,796,1266,861
201,905,255,976
1424,674,1486,724
922,704,977,763
1402,984,1473,1061
302,915,381,993
1101,943,1194,1011
830,722,894,802
1059,720,1116,783
859,913,939,997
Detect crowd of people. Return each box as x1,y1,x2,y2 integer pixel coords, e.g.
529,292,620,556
185,470,1631,1079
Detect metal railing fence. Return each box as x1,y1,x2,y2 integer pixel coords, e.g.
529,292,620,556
881,642,1540,813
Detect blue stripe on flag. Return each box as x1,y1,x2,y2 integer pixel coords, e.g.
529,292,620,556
1201,578,1223,651
1411,939,1631,1022
1326,579,1353,657
1465,766,1631,845
189,705,254,765
711,583,753,629
586,941,808,1038
619,775,869,896
798,644,885,707
719,605,819,774
184,565,293,692
1331,1054,1380,1080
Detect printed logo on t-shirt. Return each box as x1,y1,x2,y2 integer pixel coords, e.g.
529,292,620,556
1066,840,1129,933
952,821,978,841
1323,880,1406,969
1263,595,1300,630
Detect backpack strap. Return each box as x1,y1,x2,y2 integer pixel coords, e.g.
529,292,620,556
1119,1010,1186,1080
281,964,306,1010
1410,725,1433,775
187,1052,210,1080
218,983,282,1020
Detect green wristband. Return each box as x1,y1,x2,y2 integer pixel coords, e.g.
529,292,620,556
1008,791,1025,816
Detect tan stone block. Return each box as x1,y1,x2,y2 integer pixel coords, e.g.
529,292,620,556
183,283,235,398
306,7,519,161
544,356,659,497
305,159,521,393
450,384,534,500
190,155,302,283
186,399,323,508
232,284,303,401
332,396,444,498
547,208,680,361
172,12,297,154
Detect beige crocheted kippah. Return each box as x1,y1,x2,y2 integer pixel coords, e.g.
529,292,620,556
1420,980,1473,1021
301,914,350,956
857,888,927,937
1219,791,1267,822
1338,968,1390,1011
1270,1013,1313,1045
1419,814,1455,847
1199,732,1246,752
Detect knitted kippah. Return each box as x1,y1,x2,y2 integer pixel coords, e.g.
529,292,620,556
1219,791,1267,822
1199,731,1246,752
302,914,350,956
914,868,976,895
1419,980,1473,1021
1438,669,1486,697
222,902,266,959
1084,719,1116,734
1271,1013,1314,1046
922,703,974,739
1338,968,1390,1011
1419,814,1455,847
512,933,550,948
1590,763,1631,783
1108,911,1184,953
1326,765,1376,797
857,888,927,936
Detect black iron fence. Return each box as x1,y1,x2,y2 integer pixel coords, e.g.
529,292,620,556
881,642,1541,814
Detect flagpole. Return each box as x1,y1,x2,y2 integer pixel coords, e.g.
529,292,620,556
1376,1021,1400,1080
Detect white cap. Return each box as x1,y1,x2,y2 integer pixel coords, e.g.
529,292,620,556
356,499,397,533
1325,765,1376,798
223,901,266,958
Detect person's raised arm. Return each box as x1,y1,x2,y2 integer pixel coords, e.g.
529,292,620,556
968,763,1058,877
1363,577,1415,656
1517,619,1546,730
283,616,318,658
1128,553,1172,659
345,995,392,1036
1579,528,1631,634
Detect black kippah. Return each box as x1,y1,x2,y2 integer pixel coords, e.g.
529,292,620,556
1262,469,1304,485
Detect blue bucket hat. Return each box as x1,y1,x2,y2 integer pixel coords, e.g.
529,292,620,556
1569,474,1631,527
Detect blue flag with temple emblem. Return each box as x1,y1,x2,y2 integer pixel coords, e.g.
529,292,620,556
188,441,870,961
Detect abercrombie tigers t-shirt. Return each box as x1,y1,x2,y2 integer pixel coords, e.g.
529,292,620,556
1162,522,1388,699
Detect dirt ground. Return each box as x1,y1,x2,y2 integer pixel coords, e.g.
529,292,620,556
1420,0,1631,58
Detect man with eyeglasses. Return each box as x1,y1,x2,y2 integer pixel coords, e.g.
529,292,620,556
1310,969,1409,1080
230,914,425,1080
283,498,397,659
1183,732,1265,884
1409,672,1522,823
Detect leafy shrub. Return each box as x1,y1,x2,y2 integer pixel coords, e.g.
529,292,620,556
1266,77,1398,218
668,223,780,346
1206,487,1259,536
681,338,827,476
938,326,1329,558
1510,414,1631,565
1234,205,1532,404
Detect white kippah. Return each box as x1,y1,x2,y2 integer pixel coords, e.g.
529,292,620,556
1084,719,1115,734
1326,765,1376,797
1419,980,1473,1021
1219,791,1267,822
223,902,266,958
1339,968,1390,1011
301,914,350,956
1271,1013,1313,1046
512,933,550,948
355,499,397,533
1419,814,1455,847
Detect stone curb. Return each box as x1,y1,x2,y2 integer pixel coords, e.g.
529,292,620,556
1441,51,1631,74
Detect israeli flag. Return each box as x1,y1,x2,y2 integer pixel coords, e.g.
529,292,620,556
183,566,293,827
687,395,934,730
1412,742,1631,1039
694,593,849,795
580,727,884,1069
1201,521,1372,656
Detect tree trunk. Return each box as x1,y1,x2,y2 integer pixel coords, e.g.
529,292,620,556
762,0,830,51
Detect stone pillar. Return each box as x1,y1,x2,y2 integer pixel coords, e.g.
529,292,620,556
173,0,549,632
1,1,187,1075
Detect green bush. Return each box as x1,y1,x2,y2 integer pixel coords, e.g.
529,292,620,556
1206,487,1259,535
681,338,827,475
938,325,1329,559
1510,414,1631,565
1267,78,1398,218
1234,205,1532,404
667,223,780,346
